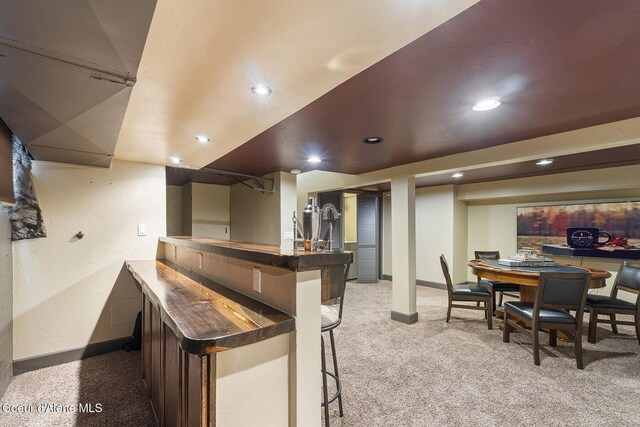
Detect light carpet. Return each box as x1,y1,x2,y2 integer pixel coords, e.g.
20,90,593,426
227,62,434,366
325,281,640,427
1,281,639,426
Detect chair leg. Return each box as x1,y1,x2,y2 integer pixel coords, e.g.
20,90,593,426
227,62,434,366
329,330,343,417
484,301,488,319
498,291,503,307
575,330,584,369
610,314,619,334
533,328,540,366
486,299,493,330
635,314,640,346
503,311,510,343
491,291,497,317
321,336,330,427
587,310,598,344
446,301,452,323
549,329,557,347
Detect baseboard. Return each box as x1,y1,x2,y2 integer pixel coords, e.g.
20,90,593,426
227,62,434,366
13,336,131,375
417,280,446,290
381,274,447,290
391,310,419,324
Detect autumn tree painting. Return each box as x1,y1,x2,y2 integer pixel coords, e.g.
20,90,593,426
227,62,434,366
516,201,640,251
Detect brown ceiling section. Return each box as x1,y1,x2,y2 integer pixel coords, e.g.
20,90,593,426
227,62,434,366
358,144,640,192
207,0,640,176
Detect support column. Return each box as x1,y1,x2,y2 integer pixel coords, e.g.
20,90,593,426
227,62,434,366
289,270,322,426
390,175,417,324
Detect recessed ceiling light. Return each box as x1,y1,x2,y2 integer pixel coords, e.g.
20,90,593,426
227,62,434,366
195,135,210,143
308,156,322,163
251,84,272,96
290,168,301,174
170,157,182,164
472,98,501,111
536,159,553,166
451,172,464,178
363,137,383,144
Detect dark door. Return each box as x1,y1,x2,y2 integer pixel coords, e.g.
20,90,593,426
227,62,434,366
357,193,380,282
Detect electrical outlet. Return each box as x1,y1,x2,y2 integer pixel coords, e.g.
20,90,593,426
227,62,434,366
284,231,294,239
253,267,261,293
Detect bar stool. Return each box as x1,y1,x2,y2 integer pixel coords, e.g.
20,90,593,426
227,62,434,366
321,264,350,427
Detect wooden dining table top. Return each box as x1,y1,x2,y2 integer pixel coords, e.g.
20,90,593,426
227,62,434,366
467,259,611,289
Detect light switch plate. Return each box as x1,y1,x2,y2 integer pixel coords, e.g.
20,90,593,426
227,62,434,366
253,267,261,292
137,224,147,236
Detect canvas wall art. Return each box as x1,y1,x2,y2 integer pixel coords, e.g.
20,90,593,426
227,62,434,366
516,201,640,252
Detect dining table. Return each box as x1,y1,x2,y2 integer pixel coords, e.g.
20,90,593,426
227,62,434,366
467,259,611,302
467,259,612,337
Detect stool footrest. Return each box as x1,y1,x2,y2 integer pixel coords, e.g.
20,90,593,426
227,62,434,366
321,370,342,406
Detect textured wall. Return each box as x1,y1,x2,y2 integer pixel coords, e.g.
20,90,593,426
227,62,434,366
12,160,165,360
0,207,12,397
230,174,281,245
166,185,183,236
191,183,230,239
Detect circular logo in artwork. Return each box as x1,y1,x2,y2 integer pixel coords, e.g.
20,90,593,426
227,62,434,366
569,230,595,247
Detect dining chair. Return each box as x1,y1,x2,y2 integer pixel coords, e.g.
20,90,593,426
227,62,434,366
503,272,591,369
474,251,520,313
440,254,493,329
587,260,640,345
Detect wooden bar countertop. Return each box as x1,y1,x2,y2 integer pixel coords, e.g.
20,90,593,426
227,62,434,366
126,259,295,355
160,236,353,271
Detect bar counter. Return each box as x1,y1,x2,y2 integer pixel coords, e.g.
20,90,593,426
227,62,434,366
128,237,353,427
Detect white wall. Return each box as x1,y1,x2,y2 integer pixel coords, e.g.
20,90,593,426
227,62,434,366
415,186,465,283
191,182,230,239
12,160,166,360
182,183,192,235
166,185,183,236
377,186,468,283
467,203,519,270
279,172,297,249
0,207,12,395
231,172,296,247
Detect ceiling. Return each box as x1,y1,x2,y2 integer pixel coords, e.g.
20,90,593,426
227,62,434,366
3,0,640,190
0,0,156,167
207,0,640,177
114,0,479,169
356,145,640,192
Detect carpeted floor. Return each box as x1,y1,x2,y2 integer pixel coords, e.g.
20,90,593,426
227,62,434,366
325,281,640,427
0,350,153,427
1,281,639,426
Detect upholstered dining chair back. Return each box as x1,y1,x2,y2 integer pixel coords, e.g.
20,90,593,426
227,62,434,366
536,272,591,312
439,255,454,294
474,251,500,260
613,261,640,295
